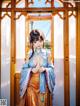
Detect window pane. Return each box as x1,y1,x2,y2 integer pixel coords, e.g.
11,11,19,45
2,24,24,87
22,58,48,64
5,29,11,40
29,20,51,50
54,13,64,106
69,15,76,106
54,0,63,7
16,14,25,72
16,0,25,8
1,15,11,106
2,1,11,8
29,20,51,42
29,0,51,8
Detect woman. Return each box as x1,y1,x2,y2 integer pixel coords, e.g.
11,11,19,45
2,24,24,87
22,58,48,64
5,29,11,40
19,29,55,106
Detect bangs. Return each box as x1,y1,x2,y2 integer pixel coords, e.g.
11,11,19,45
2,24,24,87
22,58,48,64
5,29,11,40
29,29,44,43
31,36,39,43
33,36,44,43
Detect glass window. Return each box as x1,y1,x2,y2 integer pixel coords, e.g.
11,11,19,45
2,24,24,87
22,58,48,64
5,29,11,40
29,20,51,42
16,0,25,8
1,14,11,106
2,1,11,8
29,0,51,8
69,14,76,106
29,20,51,52
54,0,63,7
16,14,25,72
54,13,64,106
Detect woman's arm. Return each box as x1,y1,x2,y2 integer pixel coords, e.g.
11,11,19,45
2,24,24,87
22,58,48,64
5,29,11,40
39,50,54,72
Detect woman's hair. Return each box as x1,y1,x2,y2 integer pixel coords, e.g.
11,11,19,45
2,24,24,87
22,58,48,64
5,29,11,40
29,29,44,59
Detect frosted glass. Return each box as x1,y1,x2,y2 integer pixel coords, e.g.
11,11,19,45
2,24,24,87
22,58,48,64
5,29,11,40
16,15,25,72
69,15,76,106
1,16,11,106
54,14,64,106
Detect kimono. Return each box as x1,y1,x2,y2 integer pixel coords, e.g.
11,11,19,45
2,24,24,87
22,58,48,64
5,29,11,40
20,48,55,106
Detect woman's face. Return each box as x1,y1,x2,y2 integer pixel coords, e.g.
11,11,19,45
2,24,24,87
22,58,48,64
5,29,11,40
33,40,44,50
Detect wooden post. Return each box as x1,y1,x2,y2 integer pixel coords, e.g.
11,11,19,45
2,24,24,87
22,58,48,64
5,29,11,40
0,0,2,98
10,0,16,106
51,0,54,7
63,3,70,106
51,15,54,63
25,0,28,8
76,3,80,106
25,15,29,60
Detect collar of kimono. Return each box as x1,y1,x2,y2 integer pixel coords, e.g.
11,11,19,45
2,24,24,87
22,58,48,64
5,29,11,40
34,48,42,55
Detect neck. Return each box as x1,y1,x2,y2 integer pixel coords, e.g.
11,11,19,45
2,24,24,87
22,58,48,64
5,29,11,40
34,48,42,54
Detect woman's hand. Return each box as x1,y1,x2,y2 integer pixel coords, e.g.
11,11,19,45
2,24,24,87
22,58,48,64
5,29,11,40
31,55,44,73
31,63,40,73
39,66,46,73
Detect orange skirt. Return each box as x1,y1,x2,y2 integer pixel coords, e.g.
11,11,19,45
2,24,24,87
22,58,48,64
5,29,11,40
25,72,50,106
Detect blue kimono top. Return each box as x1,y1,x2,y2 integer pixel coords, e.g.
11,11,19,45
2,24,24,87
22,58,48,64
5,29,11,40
20,48,55,104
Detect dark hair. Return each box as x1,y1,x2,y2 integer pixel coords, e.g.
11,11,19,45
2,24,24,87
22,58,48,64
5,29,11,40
29,29,44,59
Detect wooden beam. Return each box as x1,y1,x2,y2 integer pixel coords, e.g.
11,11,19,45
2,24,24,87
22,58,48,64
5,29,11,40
25,0,28,8
27,15,52,21
64,3,70,106
51,0,54,7
76,3,80,106
10,0,16,106
0,7,77,12
2,0,11,1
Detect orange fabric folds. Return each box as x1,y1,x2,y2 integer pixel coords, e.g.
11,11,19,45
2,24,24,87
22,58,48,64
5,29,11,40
25,72,50,106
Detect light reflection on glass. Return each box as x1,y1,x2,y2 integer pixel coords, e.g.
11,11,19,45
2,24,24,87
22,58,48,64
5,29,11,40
54,14,64,106
69,15,76,106
1,15,11,106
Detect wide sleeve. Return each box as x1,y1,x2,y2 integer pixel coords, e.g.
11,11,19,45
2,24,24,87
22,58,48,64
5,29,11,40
19,51,32,98
45,50,55,94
